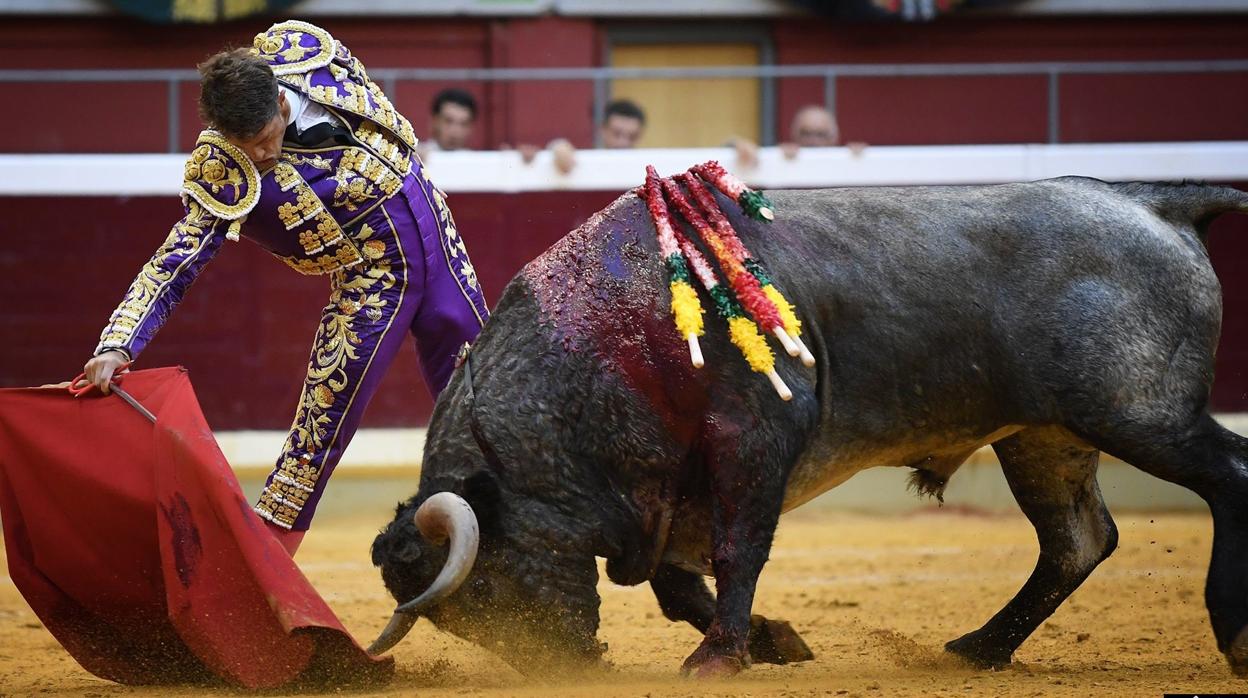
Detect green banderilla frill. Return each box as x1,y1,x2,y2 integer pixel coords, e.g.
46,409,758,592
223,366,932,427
664,253,691,285
739,189,776,222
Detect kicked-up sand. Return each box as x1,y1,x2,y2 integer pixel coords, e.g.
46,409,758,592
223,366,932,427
0,503,1241,697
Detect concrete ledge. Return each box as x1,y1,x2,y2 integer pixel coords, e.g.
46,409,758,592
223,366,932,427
4,142,1247,196
221,428,425,475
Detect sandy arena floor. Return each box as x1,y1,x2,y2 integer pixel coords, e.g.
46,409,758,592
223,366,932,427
0,506,1242,697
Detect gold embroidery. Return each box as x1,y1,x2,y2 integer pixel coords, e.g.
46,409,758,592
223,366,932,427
340,148,369,172
259,35,283,55
362,239,386,260
342,82,370,115
298,229,325,256
255,221,398,527
315,211,343,246
430,189,482,292
330,163,378,213
279,32,314,63
182,131,260,221
351,122,412,176
253,20,337,76
273,161,302,191
307,83,342,104
277,185,324,229
280,151,334,171
275,241,365,276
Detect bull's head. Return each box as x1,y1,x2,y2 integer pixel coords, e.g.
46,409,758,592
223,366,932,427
368,470,605,672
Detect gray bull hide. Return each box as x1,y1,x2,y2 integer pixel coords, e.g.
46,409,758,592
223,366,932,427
370,176,1248,677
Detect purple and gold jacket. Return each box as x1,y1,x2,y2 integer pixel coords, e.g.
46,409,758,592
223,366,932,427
95,20,428,359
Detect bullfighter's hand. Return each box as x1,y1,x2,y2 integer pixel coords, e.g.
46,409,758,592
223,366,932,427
82,350,129,395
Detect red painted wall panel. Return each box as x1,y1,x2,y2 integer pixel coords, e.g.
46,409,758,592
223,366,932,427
498,17,598,148
1060,73,1248,143
836,75,1048,145
2,82,169,153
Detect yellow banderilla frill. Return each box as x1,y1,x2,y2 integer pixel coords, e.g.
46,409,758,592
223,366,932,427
762,284,801,336
761,284,814,368
670,281,705,338
728,315,792,400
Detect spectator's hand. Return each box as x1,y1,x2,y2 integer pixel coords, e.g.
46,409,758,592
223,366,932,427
779,142,801,160
81,350,129,395
731,138,759,170
516,143,541,164
846,141,869,157
549,139,576,175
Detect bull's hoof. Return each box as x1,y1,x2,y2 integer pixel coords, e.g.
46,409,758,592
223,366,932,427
944,632,1013,670
748,615,815,665
681,641,748,679
682,654,744,679
1228,626,1248,677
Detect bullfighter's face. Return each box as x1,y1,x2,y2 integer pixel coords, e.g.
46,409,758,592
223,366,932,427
225,91,290,170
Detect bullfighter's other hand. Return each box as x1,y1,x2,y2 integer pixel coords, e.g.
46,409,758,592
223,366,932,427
82,350,129,395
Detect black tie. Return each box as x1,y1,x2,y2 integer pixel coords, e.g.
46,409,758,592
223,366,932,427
284,122,351,148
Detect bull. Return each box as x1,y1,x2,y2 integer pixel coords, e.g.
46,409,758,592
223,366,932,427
368,176,1248,677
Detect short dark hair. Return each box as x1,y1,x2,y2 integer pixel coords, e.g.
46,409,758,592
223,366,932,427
431,88,478,120
604,99,645,126
197,48,278,139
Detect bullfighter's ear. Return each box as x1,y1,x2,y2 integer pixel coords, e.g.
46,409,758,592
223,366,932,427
460,469,502,535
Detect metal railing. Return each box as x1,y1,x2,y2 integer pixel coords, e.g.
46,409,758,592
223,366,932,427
2,58,1247,151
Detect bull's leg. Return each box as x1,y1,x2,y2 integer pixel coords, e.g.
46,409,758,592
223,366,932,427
678,428,792,678
1091,414,1248,675
651,564,814,665
945,426,1118,668
652,564,714,633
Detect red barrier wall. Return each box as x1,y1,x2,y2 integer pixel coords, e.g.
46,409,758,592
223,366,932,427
2,187,1247,430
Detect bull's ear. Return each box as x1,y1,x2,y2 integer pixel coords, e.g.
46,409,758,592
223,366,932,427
460,469,502,535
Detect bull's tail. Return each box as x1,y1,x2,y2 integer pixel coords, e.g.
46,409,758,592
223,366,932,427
1113,181,1248,237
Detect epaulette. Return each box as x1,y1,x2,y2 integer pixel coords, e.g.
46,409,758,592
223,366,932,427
181,131,260,239
253,20,337,76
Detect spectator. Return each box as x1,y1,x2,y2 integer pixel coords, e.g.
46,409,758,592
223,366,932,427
599,98,646,148
788,104,839,148
546,99,647,174
420,88,478,157
730,104,863,167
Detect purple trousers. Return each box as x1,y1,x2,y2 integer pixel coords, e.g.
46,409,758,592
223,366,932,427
254,171,488,531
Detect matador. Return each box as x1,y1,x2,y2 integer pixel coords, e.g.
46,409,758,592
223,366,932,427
82,20,489,554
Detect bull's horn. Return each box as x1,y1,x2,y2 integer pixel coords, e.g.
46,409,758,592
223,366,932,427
367,492,480,655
